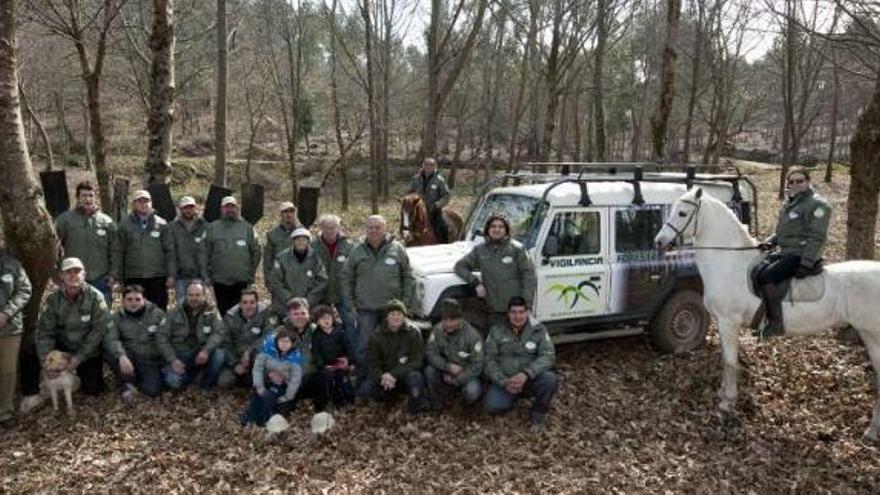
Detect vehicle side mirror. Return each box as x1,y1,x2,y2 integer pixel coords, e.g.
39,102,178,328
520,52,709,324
541,234,559,264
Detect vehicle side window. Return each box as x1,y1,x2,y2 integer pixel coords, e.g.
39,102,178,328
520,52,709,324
547,211,601,256
615,209,663,252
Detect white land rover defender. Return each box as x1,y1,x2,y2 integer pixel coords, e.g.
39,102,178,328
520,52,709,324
405,164,757,353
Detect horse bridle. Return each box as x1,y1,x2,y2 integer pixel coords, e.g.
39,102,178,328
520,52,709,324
664,197,760,252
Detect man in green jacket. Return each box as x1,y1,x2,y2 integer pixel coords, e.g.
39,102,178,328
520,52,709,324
756,169,832,337
483,296,558,432
312,214,356,335
218,287,278,388
0,244,31,426
113,190,176,310
205,196,261,314
157,280,226,390
169,196,208,305
276,297,334,411
105,284,166,402
55,180,117,301
268,228,328,317
407,157,452,242
341,215,413,382
37,258,113,396
424,299,484,412
454,214,536,329
263,201,302,282
358,299,427,414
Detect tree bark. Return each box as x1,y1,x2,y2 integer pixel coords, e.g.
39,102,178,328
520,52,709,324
825,44,840,183
0,0,61,347
651,0,682,161
845,75,880,261
361,0,378,213
594,0,608,162
213,0,228,186
682,0,705,163
144,0,175,185
327,0,349,210
17,83,54,170
507,0,538,170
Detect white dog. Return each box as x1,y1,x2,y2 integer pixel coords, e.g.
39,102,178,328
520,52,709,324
41,350,80,416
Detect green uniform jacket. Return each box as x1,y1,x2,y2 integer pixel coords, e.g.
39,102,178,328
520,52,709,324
55,208,117,282
263,222,300,281
341,236,414,311
222,302,278,365
484,320,555,387
37,286,112,363
156,304,225,362
768,189,832,267
113,213,176,280
205,217,261,285
408,172,451,210
169,217,208,279
104,303,166,363
425,321,484,386
268,247,328,313
278,319,317,375
367,322,424,381
311,235,355,305
454,237,537,313
0,253,32,336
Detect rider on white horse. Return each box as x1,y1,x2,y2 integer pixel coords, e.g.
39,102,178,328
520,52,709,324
756,169,832,338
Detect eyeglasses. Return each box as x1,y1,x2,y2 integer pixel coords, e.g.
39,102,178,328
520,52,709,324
787,178,806,185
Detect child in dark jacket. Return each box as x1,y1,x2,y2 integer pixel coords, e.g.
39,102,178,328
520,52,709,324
240,329,302,427
311,305,355,409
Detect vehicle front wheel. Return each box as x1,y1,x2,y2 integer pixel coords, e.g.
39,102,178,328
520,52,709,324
649,289,709,354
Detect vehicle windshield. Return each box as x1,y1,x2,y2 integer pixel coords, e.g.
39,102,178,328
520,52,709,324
468,193,542,248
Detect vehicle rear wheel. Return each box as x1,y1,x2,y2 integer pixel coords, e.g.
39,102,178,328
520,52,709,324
649,289,709,354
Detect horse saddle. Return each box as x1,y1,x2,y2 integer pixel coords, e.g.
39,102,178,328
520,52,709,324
747,257,826,303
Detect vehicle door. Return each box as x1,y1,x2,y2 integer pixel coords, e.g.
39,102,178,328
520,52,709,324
608,205,672,315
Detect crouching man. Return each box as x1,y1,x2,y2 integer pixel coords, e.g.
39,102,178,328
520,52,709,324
218,287,277,388
157,280,226,390
105,285,167,402
483,296,558,431
424,299,484,413
358,299,427,414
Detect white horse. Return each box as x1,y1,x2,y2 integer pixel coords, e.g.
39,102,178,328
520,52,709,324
654,187,880,441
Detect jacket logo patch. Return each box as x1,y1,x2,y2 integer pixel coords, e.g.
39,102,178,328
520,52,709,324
430,184,438,189
96,229,106,236
814,208,825,218
195,238,203,243
203,326,212,334
236,240,247,247
501,256,514,264
80,314,91,322
1,274,12,283
788,212,799,219
458,351,470,358
337,255,347,263
306,270,313,278
148,325,157,333
251,327,262,335
151,231,161,238
524,341,537,351
384,258,397,266
399,356,408,364
474,342,482,352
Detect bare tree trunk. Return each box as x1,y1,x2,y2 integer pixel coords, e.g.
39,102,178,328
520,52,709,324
682,0,705,163
778,0,796,199
846,75,880,260
379,0,392,202
327,0,349,210
507,0,537,170
145,0,175,185
17,83,54,170
213,0,228,186
651,0,682,161
572,89,582,161
361,0,379,213
0,0,61,351
825,47,840,183
594,0,608,161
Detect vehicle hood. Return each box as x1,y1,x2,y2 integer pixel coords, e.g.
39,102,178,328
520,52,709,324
406,241,478,277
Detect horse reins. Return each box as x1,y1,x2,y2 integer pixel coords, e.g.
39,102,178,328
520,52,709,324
664,197,761,252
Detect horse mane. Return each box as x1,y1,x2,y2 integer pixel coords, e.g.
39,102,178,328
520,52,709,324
403,193,429,231
693,189,758,247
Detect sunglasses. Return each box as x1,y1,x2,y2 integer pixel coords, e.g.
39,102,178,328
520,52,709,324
787,178,806,185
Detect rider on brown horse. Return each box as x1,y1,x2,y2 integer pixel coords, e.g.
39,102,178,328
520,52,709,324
408,158,452,243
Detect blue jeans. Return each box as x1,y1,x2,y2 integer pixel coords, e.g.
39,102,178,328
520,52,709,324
89,278,113,304
424,365,483,408
484,371,558,421
241,383,288,427
354,309,383,383
336,298,357,349
163,349,227,390
107,353,163,397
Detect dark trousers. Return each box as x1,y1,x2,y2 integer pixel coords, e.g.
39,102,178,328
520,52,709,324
354,309,383,383
126,277,168,311
429,207,449,242
357,370,426,410
758,253,802,285
241,382,289,427
107,353,163,397
162,349,227,390
484,371,558,421
294,372,330,412
18,340,40,396
214,282,248,315
424,365,483,408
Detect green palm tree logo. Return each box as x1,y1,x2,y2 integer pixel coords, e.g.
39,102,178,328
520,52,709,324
545,281,600,309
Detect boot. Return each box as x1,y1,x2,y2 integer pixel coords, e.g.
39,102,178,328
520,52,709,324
758,284,785,338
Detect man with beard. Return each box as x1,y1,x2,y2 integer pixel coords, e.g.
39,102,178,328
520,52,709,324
263,202,302,283
168,196,208,305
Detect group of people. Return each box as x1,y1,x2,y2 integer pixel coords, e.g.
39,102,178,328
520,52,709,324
0,158,558,432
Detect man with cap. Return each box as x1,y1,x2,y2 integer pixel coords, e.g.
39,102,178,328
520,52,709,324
54,180,118,302
112,189,176,310
341,215,413,383
156,280,226,390
36,258,114,396
205,196,262,314
424,299,484,413
312,214,356,337
268,227,328,317
407,157,452,242
168,196,208,305
483,296,557,432
263,201,302,283
359,299,427,414
0,242,32,426
454,214,536,329
104,284,167,403
218,286,278,388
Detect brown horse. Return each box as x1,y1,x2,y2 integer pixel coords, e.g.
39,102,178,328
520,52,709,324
400,193,463,246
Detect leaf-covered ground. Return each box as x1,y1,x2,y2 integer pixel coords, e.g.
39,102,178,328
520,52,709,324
2,163,878,492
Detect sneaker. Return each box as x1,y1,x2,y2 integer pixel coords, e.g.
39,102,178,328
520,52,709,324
530,415,546,433
19,394,45,415
121,385,137,407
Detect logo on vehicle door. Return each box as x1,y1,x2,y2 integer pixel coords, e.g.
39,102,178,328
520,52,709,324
545,280,601,309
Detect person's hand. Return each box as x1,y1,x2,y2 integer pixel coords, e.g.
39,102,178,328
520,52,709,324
336,357,349,369
475,284,487,299
757,242,774,252
66,356,81,371
240,352,250,367
195,350,209,366
166,277,175,289
119,355,135,376
795,265,811,279
442,373,456,385
448,363,463,375
171,359,186,375
234,363,247,375
380,372,396,390
0,312,9,328
505,372,528,394
268,370,286,385
255,386,266,396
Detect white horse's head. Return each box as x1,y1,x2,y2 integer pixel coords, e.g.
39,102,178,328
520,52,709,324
654,188,704,249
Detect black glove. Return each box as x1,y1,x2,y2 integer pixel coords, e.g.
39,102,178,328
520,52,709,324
795,265,811,279
757,242,774,252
